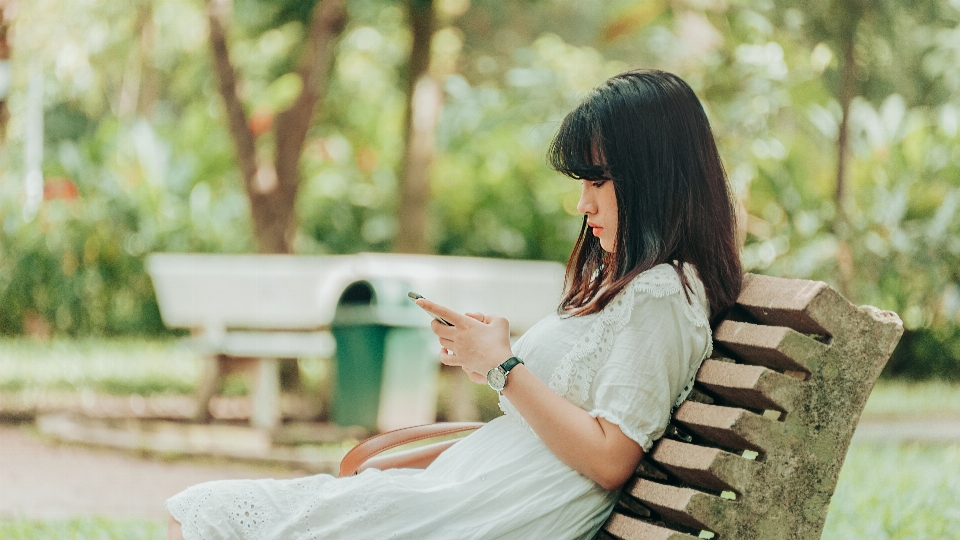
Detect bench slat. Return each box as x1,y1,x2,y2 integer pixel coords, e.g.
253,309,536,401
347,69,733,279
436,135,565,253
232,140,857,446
673,401,781,454
714,321,827,374
695,359,805,413
623,478,732,532
649,438,756,494
737,274,854,336
603,512,698,540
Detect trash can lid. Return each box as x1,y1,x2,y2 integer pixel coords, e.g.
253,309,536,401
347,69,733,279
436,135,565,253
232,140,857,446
332,279,432,327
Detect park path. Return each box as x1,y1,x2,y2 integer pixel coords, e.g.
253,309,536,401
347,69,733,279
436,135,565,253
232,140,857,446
0,425,302,521
3,419,960,521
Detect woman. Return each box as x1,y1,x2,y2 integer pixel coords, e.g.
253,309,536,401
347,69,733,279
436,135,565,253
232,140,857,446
167,68,742,540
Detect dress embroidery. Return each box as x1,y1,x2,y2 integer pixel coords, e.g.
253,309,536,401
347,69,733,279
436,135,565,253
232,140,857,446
548,263,711,410
228,489,271,539
169,484,213,540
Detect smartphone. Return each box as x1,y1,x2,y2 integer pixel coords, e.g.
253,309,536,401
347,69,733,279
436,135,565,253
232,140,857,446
407,292,454,326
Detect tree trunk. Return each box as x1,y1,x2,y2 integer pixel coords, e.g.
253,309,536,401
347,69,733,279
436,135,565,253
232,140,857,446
394,0,438,254
206,0,346,255
206,0,260,229
833,12,858,299
119,3,155,119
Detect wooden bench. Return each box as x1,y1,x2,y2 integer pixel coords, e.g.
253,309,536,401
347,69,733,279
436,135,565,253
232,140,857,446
338,273,904,539
147,252,564,432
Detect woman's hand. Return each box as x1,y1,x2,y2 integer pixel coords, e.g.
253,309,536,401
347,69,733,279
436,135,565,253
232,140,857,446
414,298,515,383
418,298,642,490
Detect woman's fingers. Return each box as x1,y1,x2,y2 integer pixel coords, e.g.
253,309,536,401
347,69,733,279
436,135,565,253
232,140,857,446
419,299,512,375
430,317,457,337
439,348,461,366
416,298,467,328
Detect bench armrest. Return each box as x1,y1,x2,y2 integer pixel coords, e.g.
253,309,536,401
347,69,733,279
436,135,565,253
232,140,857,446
338,422,485,477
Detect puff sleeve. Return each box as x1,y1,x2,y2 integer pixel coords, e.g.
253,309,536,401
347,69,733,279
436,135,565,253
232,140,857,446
586,278,711,452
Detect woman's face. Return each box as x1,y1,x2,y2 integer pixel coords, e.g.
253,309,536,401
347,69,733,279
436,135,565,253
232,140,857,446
576,179,618,253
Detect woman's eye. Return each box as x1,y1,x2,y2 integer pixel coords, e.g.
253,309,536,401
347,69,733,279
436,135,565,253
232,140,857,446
590,180,607,188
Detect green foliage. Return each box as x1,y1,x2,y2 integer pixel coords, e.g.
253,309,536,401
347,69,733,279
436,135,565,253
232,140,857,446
0,117,251,335
298,10,611,261
2,0,960,379
885,326,960,381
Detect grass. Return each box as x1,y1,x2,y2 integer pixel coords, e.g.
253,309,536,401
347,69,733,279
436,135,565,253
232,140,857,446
0,517,166,539
0,338,200,396
0,338,330,398
822,442,960,539
863,379,960,420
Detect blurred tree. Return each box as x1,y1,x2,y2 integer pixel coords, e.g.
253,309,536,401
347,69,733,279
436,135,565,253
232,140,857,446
394,0,436,254
118,1,159,119
774,0,947,298
3,0,960,385
206,0,346,254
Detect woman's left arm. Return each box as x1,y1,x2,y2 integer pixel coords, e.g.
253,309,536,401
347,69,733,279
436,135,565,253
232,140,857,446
415,299,643,491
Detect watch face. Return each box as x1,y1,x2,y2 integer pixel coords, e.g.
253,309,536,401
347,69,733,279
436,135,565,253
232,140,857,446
487,368,506,391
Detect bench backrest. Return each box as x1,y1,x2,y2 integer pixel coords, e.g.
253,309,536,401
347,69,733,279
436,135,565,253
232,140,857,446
601,273,903,540
147,253,355,332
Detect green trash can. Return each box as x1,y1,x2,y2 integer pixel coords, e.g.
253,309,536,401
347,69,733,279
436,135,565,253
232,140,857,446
331,280,438,432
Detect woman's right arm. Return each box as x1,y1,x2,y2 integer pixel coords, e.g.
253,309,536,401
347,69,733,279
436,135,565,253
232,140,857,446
417,299,644,491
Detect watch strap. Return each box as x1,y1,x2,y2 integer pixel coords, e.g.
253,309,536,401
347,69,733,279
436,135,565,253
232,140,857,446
500,356,523,373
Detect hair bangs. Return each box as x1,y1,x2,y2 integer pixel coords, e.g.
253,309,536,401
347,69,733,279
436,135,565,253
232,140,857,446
548,102,608,180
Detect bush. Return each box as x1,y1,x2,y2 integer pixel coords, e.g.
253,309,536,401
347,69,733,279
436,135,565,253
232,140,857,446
883,326,960,381
0,115,250,337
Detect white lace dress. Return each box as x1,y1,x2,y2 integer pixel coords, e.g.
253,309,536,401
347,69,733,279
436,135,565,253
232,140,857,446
167,263,712,540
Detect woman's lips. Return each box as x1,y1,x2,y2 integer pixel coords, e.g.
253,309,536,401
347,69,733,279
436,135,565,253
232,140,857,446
590,225,603,236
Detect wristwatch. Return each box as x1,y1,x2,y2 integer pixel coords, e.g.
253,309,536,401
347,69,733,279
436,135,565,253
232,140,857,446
487,357,524,393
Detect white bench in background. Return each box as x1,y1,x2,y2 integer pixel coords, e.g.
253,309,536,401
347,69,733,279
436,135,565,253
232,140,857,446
147,253,565,431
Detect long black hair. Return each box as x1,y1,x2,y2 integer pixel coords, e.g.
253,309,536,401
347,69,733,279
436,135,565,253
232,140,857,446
549,69,741,324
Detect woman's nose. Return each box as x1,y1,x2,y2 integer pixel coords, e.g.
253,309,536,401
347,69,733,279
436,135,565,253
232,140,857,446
577,186,595,215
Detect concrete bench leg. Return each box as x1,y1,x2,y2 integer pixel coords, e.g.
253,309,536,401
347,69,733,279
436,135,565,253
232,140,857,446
192,354,223,423
251,357,281,430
